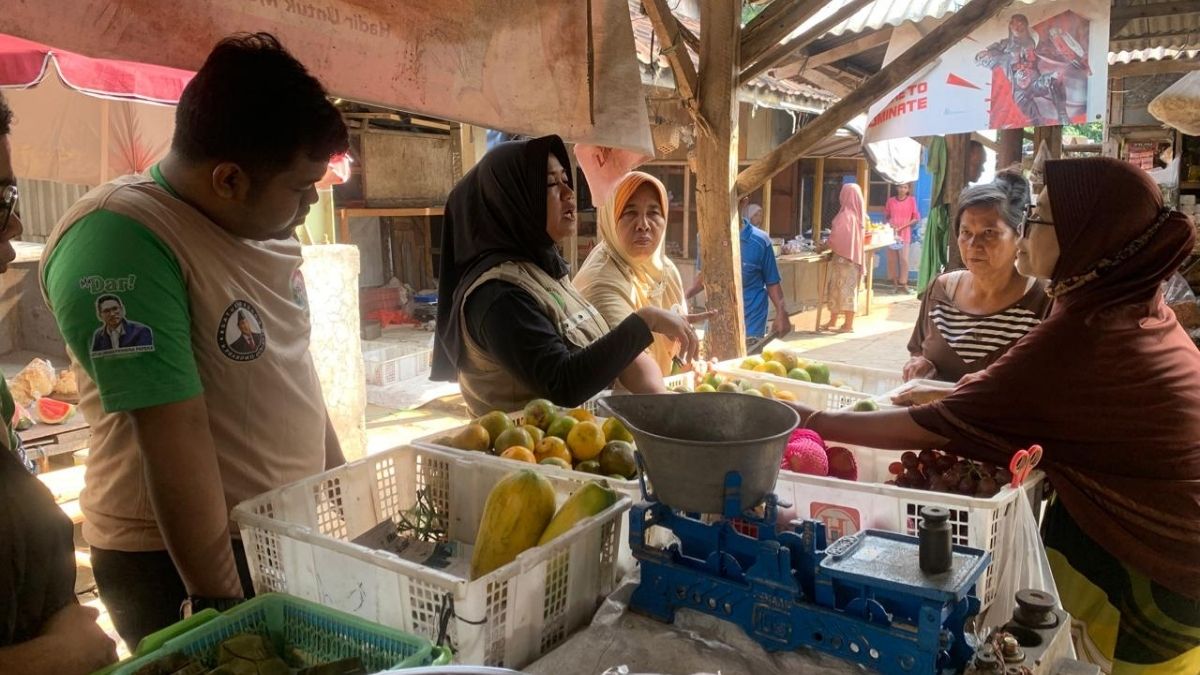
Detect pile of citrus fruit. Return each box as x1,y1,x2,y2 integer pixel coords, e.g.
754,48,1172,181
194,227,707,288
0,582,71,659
438,399,639,480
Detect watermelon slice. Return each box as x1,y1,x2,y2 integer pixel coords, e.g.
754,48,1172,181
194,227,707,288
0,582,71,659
11,402,34,431
34,398,75,425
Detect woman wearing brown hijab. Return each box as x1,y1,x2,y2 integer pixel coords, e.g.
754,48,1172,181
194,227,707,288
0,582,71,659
791,157,1200,672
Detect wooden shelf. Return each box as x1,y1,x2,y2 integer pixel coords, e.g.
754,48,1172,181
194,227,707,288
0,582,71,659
1180,181,1200,190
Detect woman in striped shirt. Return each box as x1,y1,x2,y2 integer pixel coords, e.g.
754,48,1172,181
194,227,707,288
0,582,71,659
905,171,1051,382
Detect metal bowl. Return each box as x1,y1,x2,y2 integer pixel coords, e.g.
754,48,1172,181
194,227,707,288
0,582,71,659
598,393,799,514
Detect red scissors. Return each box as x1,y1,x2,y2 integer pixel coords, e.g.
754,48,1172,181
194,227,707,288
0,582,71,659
1008,445,1043,488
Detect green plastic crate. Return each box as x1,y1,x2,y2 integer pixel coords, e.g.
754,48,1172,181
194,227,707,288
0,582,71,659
108,593,448,674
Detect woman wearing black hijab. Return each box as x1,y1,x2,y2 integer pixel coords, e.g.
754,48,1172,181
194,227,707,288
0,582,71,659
433,136,701,416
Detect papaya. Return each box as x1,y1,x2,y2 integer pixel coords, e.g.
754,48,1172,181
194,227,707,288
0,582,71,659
537,482,618,545
470,470,556,579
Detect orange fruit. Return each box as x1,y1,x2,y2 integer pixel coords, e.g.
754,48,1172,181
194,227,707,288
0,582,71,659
534,436,572,464
500,446,536,463
566,421,605,462
566,407,595,423
775,390,797,402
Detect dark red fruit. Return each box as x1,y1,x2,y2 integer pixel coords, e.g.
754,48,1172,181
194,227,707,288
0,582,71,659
957,477,977,495
977,477,1000,497
901,451,919,469
918,449,938,467
888,461,905,475
825,446,859,481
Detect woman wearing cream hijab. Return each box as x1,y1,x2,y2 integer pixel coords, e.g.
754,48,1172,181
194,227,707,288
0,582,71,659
575,172,698,376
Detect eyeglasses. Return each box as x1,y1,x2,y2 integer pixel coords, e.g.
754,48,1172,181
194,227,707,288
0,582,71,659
1,185,18,234
1020,203,1053,236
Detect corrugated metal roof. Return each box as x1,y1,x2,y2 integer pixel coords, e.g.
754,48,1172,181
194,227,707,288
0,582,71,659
628,0,837,112
821,0,966,38
812,0,1199,63
1111,1,1200,53
1109,46,1200,64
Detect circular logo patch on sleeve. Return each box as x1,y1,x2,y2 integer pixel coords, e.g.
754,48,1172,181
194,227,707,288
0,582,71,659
218,301,268,361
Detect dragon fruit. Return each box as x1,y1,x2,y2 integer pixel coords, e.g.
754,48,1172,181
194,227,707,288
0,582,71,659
781,428,828,476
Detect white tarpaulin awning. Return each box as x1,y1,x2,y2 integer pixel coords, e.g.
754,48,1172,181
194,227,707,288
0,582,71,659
0,0,653,155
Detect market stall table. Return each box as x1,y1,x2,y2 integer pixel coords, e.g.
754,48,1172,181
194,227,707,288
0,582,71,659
779,238,895,333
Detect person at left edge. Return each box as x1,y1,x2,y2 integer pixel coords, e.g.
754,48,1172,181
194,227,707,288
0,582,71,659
0,90,118,675
40,33,349,648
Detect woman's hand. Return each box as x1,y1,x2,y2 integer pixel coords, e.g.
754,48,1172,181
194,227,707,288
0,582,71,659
784,400,818,428
637,307,705,363
902,355,937,381
891,383,952,407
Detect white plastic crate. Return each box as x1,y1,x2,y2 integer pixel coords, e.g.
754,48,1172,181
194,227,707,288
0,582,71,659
714,357,904,396
774,451,1045,611
709,364,874,411
410,409,657,574
662,371,695,391
362,340,433,386
232,444,629,669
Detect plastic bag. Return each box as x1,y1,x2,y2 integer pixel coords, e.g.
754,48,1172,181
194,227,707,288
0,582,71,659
977,487,1062,632
1163,272,1196,305
1148,71,1200,135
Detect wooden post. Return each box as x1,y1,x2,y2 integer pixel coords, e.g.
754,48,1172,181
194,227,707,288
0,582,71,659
1033,125,1063,161
736,0,1016,197
857,159,870,199
997,128,1023,170
944,133,971,271
813,158,825,242
682,164,692,259
695,0,745,359
762,177,773,235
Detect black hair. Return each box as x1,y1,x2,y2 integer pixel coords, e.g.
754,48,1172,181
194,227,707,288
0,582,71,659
956,168,1031,233
171,32,349,178
0,91,12,136
96,294,124,311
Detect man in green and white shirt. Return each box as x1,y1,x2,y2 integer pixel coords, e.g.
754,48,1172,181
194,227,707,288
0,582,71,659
41,34,349,647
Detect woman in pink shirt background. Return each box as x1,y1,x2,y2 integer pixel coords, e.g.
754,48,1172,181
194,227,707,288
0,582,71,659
884,183,921,293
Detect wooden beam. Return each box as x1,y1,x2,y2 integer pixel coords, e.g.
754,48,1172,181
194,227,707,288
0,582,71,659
677,21,700,53
813,158,825,242
763,177,773,235
742,0,806,49
806,27,892,69
799,68,854,98
1111,2,1196,25
997,128,1023,170
971,131,998,153
642,0,700,109
736,0,1016,198
682,164,691,259
741,0,825,69
1033,125,1063,162
740,0,873,86
943,133,970,271
1110,58,1200,79
695,0,746,359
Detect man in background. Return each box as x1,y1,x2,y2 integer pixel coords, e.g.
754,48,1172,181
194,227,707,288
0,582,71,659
687,201,790,345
